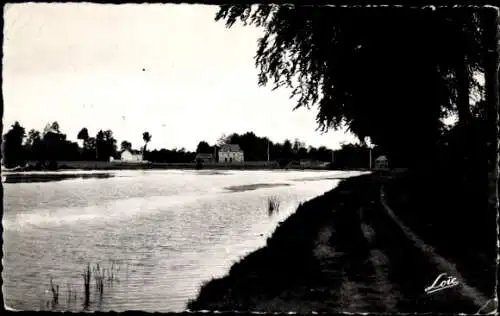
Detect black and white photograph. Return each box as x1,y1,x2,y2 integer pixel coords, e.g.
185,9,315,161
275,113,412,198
1,2,499,314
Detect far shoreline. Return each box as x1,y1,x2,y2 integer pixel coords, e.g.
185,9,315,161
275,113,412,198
3,160,371,172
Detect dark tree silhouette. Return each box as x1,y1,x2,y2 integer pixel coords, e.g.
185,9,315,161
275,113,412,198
297,147,308,160
93,130,118,161
224,132,271,161
24,129,44,163
147,148,196,163
292,139,305,154
121,140,132,152
142,132,152,157
196,141,212,153
96,130,105,160
25,129,41,147
40,123,70,167
77,127,90,159
330,143,372,169
85,137,97,160
214,5,486,167
281,139,293,161
2,121,26,168
77,128,89,145
43,121,60,134
21,125,82,165
104,130,118,159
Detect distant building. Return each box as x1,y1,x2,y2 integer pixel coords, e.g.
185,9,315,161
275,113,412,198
120,149,143,162
218,144,244,163
300,159,319,167
374,155,389,170
195,153,214,163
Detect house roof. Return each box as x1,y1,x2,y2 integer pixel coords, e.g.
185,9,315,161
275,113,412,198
121,149,142,155
375,155,388,161
219,144,243,152
196,153,213,159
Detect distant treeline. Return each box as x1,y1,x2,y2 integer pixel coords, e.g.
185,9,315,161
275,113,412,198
1,122,378,169
191,132,381,169
2,121,156,169
2,122,121,169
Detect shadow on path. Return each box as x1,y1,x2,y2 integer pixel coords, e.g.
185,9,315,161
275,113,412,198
187,173,497,314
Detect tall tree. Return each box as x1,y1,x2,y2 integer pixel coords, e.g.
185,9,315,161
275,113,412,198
121,140,132,152
25,129,41,147
217,134,228,146
77,128,89,146
196,141,212,153
43,121,60,136
292,139,305,153
214,5,484,167
2,121,26,168
95,130,105,160
93,129,117,161
103,130,118,159
281,139,293,160
42,125,67,163
24,129,43,162
85,137,97,160
142,132,152,156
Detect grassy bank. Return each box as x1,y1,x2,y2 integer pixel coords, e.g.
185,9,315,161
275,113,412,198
187,171,496,313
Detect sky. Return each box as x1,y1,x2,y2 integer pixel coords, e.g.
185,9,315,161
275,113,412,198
2,3,358,152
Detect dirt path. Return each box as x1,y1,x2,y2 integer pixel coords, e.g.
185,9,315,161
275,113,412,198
311,202,402,313
379,185,496,314
189,174,497,314
308,184,496,314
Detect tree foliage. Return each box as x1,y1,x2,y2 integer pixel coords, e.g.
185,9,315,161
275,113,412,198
2,121,26,168
196,141,212,153
121,140,132,151
142,132,152,156
214,5,486,166
95,129,117,161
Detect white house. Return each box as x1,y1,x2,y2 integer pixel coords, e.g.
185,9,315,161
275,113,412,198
218,144,244,163
120,149,143,162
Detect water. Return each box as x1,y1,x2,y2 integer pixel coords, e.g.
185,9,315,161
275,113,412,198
2,169,364,312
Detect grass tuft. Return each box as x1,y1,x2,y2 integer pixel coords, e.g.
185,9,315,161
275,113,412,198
267,196,281,216
49,278,59,308
39,261,126,311
83,263,91,307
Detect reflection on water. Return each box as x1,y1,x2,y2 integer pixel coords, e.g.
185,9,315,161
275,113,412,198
3,169,366,312
224,183,291,192
2,172,114,183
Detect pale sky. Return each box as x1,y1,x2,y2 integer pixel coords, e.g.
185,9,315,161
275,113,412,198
3,3,359,151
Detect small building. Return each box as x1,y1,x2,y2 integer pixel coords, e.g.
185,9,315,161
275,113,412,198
218,144,244,163
300,159,327,167
374,155,389,170
195,153,214,163
120,149,143,162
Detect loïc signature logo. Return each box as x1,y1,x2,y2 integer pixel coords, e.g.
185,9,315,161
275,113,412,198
424,273,459,294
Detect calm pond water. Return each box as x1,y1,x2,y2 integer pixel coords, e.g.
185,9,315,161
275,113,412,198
3,169,364,312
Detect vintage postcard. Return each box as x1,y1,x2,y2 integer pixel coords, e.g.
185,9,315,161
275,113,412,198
2,2,498,314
